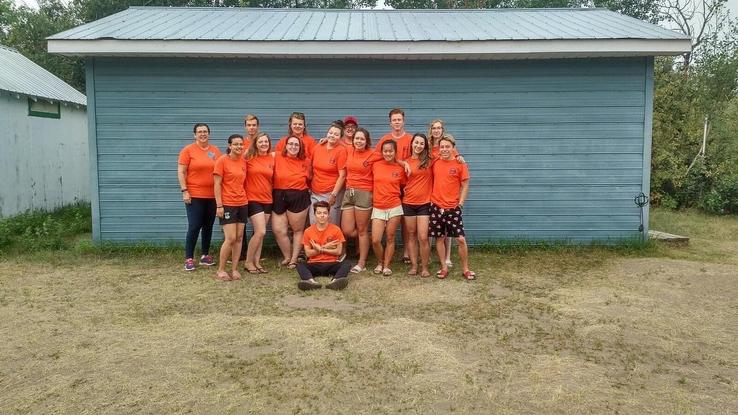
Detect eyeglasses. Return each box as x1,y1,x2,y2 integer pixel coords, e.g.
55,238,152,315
286,143,300,147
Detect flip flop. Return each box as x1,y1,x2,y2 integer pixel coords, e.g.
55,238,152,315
230,270,242,281
436,269,449,279
286,262,297,270
256,266,269,274
244,265,260,274
462,270,477,281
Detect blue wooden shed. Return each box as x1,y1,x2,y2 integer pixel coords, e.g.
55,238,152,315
48,7,690,244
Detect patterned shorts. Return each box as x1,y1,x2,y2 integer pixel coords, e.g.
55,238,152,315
429,203,465,238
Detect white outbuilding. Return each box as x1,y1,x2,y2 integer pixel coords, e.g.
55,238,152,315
0,45,89,218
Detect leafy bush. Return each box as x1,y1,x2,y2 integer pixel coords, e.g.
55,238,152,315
0,202,92,254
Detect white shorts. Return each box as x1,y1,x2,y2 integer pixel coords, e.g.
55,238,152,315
371,205,404,221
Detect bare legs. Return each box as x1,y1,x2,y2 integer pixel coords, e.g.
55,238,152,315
372,216,402,271
404,215,431,276
436,235,469,274
342,207,371,269
218,222,245,277
244,212,270,271
271,209,307,265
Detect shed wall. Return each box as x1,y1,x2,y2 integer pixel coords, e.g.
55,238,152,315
90,57,651,243
0,94,89,218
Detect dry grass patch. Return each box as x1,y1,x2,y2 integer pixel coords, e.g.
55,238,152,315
1,211,737,413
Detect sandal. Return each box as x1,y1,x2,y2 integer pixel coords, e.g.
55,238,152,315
230,270,242,281
382,268,393,276
286,262,297,270
350,264,366,274
436,269,449,279
256,266,269,274
244,264,260,274
214,271,231,281
462,270,477,280
420,271,431,278
373,264,383,274
407,269,418,276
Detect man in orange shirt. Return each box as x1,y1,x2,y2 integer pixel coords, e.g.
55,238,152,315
430,136,475,280
377,108,412,161
297,201,351,290
377,108,413,264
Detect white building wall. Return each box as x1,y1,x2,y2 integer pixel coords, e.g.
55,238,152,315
0,94,89,217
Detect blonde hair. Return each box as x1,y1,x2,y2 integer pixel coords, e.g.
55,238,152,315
427,119,445,147
438,133,456,147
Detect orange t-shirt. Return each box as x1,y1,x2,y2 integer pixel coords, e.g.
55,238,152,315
213,155,248,206
245,154,274,203
377,132,412,161
177,143,222,198
311,144,347,194
431,158,470,209
302,223,346,263
273,153,310,190
346,148,382,191
372,160,407,209
403,157,434,205
275,134,317,159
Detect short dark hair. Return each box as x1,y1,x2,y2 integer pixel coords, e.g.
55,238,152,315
193,123,210,133
389,108,405,119
313,200,330,213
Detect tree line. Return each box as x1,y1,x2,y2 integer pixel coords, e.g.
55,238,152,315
2,0,737,213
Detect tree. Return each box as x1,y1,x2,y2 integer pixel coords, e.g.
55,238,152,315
2,0,84,90
660,0,730,67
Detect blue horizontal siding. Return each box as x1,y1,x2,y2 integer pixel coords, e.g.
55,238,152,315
91,56,650,243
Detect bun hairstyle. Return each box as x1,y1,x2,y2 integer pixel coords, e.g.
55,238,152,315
226,133,243,154
329,121,344,137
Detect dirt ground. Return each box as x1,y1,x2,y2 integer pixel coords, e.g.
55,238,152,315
0,210,736,414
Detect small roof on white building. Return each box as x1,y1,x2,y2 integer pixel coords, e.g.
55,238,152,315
0,45,86,106
48,7,691,60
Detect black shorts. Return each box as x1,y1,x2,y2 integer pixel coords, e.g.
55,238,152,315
220,205,248,225
248,201,273,216
272,189,311,215
429,203,465,238
402,202,431,217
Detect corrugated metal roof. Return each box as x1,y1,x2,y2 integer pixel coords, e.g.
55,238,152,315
50,7,687,42
0,45,86,106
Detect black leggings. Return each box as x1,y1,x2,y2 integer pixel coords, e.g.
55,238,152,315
296,261,351,281
184,197,216,259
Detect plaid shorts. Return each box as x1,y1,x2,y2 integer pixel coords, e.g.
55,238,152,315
429,203,465,238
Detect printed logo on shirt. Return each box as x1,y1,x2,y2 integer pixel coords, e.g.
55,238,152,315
208,151,216,159
329,157,337,165
392,171,401,178
362,160,370,168
449,167,458,176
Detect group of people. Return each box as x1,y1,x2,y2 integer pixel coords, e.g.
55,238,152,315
177,109,475,289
